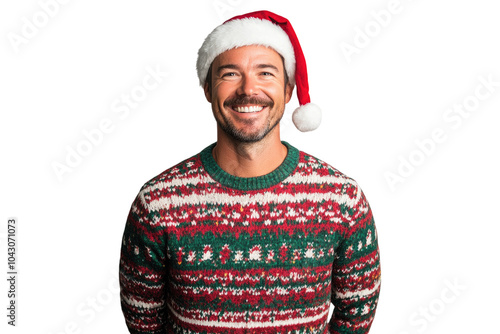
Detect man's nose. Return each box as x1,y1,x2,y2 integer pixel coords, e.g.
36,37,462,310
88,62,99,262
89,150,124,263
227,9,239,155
236,74,259,96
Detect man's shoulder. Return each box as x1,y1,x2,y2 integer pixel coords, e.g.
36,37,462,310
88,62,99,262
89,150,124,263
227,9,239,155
293,148,370,223
139,148,207,193
295,148,358,186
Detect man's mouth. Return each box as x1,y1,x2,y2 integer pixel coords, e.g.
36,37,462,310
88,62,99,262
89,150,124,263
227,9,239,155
232,105,265,113
224,97,273,114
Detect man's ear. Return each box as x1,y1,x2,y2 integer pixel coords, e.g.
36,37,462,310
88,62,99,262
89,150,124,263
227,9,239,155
285,83,294,104
203,82,212,103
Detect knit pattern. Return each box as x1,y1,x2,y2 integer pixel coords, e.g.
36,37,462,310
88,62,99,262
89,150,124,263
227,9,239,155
119,142,381,334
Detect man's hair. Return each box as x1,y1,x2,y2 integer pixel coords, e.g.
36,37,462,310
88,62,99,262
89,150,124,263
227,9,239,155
205,55,290,94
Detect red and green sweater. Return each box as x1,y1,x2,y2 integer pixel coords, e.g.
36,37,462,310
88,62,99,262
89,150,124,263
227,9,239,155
119,142,381,334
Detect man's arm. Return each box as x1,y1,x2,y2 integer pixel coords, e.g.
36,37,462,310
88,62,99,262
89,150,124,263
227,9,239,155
119,190,167,334
329,186,381,333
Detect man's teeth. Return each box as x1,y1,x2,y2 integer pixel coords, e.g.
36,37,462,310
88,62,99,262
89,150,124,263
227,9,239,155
234,106,264,113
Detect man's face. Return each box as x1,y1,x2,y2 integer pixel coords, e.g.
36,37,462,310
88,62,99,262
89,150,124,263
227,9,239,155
204,45,293,143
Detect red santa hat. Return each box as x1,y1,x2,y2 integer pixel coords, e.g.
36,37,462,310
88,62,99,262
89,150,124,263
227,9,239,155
196,10,321,132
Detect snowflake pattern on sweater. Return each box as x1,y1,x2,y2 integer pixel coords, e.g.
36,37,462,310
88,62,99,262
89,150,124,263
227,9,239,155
119,142,381,334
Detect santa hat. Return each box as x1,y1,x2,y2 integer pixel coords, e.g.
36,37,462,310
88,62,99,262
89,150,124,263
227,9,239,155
196,10,321,132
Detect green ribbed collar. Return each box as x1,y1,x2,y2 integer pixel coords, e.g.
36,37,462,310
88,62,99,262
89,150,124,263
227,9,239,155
200,141,299,191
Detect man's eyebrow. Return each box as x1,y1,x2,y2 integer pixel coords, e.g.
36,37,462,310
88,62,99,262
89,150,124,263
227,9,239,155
216,63,281,74
216,64,239,74
256,64,280,71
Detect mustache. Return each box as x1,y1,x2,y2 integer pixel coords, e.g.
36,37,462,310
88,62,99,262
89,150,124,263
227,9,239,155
224,96,274,107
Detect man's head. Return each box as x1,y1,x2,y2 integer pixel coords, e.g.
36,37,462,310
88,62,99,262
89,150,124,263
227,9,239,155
197,11,322,134
203,45,293,143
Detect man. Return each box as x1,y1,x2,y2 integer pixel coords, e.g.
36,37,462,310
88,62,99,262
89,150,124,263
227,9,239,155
119,10,381,334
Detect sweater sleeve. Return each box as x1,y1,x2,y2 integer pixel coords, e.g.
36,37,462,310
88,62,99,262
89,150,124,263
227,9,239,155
329,185,381,333
119,190,168,334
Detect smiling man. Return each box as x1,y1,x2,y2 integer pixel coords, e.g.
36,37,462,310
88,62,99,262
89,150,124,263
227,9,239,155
119,10,381,334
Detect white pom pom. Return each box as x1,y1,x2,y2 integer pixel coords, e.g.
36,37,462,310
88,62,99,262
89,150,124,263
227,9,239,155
292,103,322,132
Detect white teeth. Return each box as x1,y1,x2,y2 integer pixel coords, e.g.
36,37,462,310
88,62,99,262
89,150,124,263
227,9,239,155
234,106,264,113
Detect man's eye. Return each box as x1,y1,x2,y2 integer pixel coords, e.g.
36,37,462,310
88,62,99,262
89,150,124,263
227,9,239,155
222,72,236,77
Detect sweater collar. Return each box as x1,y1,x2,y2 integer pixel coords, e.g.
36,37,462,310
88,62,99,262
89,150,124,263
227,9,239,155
200,141,299,191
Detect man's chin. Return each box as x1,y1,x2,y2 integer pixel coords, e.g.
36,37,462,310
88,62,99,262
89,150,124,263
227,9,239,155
217,113,282,144
220,124,270,144
228,130,268,143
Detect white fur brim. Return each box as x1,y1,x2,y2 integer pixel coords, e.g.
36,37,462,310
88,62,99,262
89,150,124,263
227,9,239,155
197,17,296,86
292,103,322,132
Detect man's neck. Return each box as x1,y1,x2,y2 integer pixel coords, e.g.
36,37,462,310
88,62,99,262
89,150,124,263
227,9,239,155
213,129,287,178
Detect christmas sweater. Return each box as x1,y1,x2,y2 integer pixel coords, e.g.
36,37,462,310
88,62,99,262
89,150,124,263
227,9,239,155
119,142,381,334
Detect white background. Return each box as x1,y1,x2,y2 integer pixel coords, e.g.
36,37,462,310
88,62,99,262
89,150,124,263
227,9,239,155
1,0,499,333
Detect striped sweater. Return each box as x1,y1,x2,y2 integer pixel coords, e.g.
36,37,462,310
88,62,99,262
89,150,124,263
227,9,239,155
119,141,381,333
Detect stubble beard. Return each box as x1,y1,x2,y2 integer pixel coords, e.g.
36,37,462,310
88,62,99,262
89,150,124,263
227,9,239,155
218,96,284,143
218,112,283,143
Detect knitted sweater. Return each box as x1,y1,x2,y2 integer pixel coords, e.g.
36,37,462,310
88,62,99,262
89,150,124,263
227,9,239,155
119,142,381,334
